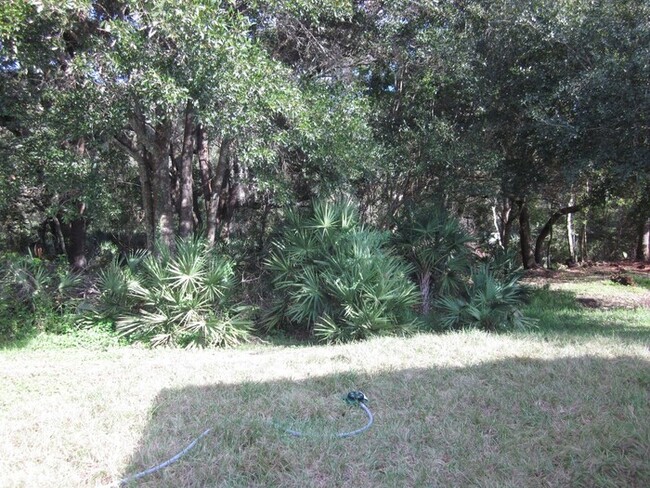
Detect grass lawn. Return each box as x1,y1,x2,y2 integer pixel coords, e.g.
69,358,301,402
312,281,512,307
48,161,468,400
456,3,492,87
1,271,649,487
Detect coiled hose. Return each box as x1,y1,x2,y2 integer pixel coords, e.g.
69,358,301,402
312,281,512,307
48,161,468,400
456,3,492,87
116,391,372,487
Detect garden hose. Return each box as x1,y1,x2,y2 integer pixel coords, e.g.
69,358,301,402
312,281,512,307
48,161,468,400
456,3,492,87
115,391,372,486
282,390,373,438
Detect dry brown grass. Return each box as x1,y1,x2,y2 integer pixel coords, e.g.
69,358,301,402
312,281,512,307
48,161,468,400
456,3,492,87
2,329,649,487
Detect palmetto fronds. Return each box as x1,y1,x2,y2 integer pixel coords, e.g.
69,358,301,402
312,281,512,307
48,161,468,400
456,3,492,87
265,197,421,343
437,264,536,332
394,205,473,314
92,237,251,348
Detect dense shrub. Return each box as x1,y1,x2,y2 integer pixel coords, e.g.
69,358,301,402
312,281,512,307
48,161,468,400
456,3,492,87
436,262,535,332
264,198,421,343
393,205,473,316
0,253,82,341
87,238,251,348
392,207,534,332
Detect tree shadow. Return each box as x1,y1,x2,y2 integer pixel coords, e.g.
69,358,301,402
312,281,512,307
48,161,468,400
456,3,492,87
113,355,650,487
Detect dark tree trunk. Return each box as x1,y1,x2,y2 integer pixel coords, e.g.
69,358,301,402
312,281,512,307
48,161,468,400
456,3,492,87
179,101,196,238
193,188,202,230
50,216,67,256
534,204,584,266
222,149,246,240
169,141,180,217
139,149,156,250
517,200,535,269
129,107,174,251
257,191,272,252
114,132,155,249
66,202,87,270
206,137,232,246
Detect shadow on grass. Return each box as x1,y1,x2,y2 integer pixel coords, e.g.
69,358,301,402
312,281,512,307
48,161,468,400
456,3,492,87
115,355,650,488
524,288,650,343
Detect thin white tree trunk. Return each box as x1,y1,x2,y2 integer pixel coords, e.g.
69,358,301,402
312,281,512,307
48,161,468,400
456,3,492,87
492,203,503,248
567,194,575,262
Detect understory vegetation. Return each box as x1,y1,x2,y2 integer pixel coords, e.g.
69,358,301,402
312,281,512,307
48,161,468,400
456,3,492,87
1,198,540,347
2,3,649,486
2,0,649,346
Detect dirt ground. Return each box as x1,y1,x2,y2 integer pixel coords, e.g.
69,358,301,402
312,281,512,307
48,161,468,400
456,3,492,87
523,262,650,310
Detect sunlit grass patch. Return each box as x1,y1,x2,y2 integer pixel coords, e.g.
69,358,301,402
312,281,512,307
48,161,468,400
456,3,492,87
551,278,650,296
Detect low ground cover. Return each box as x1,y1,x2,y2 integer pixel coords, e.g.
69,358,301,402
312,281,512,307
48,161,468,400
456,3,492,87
1,266,649,487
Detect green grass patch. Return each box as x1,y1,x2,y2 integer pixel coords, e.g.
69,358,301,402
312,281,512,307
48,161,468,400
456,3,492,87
2,331,649,487
634,275,650,290
523,285,650,343
0,319,125,352
2,272,649,486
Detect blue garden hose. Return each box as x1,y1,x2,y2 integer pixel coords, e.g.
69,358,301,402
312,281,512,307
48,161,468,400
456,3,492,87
116,391,372,486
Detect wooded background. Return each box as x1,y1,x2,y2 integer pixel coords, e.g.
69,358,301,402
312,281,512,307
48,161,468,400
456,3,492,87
1,0,649,268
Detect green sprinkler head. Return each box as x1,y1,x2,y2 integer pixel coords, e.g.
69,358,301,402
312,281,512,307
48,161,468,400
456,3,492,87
346,390,368,405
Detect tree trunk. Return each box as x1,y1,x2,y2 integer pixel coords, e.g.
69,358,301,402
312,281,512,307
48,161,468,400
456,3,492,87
206,137,232,246
139,149,156,250
491,203,503,248
152,121,174,251
179,101,196,238
50,216,67,257
129,107,175,252
567,195,576,263
420,270,432,316
534,204,583,266
517,200,535,269
502,198,516,250
222,150,246,239
197,124,212,219
579,217,588,263
636,218,650,262
66,202,88,270
546,223,553,268
114,131,155,249
169,140,180,217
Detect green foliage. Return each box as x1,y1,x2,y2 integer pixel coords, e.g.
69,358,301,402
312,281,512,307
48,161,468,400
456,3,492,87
481,247,522,282
0,253,82,341
393,205,473,313
436,264,534,332
88,238,251,348
392,206,533,332
265,198,421,343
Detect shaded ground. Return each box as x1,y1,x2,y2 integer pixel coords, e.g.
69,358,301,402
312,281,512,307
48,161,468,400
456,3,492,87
524,262,650,310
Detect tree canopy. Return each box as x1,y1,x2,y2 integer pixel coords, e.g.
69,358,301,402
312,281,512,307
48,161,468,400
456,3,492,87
1,0,648,265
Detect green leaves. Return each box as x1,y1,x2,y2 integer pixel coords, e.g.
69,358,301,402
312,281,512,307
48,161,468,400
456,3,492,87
265,197,421,343
394,205,473,313
89,237,251,348
436,264,536,332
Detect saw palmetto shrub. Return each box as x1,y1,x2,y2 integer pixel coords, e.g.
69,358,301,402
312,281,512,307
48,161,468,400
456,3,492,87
0,253,83,341
88,238,251,348
392,206,534,332
436,263,536,332
264,198,421,343
393,205,473,317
